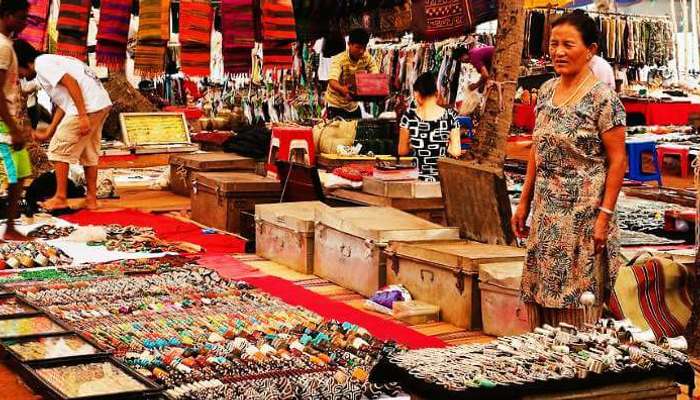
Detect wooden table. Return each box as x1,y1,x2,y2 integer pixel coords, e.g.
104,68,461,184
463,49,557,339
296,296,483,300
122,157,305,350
328,188,446,225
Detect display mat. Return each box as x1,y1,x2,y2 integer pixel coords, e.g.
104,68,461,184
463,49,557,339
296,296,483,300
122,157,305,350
119,113,191,147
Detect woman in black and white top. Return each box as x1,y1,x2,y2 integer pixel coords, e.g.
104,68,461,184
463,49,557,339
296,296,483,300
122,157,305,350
398,72,461,182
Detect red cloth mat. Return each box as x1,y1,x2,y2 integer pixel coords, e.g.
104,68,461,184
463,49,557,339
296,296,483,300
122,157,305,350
62,210,245,254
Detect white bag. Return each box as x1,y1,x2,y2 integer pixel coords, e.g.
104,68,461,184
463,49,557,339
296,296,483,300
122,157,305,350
459,87,482,115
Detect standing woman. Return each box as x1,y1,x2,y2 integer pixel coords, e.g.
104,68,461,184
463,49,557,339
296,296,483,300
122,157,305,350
511,10,627,329
398,72,462,182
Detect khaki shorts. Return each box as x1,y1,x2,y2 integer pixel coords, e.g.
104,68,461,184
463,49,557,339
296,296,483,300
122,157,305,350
48,107,111,166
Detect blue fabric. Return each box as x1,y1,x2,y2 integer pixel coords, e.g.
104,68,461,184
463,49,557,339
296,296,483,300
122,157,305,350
0,143,18,184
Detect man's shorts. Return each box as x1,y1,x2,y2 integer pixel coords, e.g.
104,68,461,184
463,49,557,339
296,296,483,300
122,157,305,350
0,143,32,185
48,107,111,167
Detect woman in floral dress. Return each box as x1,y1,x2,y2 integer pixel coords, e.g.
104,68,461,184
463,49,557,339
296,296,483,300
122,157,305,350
511,10,627,329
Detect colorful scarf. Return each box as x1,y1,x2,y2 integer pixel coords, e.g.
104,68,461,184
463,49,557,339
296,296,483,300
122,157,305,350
135,0,171,76
261,0,296,70
19,0,51,51
56,0,91,61
179,0,213,77
221,0,256,74
96,0,133,70
411,0,473,41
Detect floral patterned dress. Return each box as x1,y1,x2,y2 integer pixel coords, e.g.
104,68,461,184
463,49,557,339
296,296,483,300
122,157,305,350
520,78,626,309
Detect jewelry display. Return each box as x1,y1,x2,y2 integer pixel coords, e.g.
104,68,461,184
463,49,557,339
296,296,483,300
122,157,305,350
0,316,66,338
34,361,149,398
27,225,77,240
5,334,100,361
0,296,38,316
0,242,73,269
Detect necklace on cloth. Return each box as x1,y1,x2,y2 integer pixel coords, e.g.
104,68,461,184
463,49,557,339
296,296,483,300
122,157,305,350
553,71,592,108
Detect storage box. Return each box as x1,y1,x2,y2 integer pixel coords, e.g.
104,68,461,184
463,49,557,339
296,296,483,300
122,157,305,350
314,207,459,297
354,73,390,97
392,300,440,325
169,152,256,196
386,240,525,330
317,154,415,172
479,261,530,336
255,201,331,274
191,172,281,234
363,177,441,199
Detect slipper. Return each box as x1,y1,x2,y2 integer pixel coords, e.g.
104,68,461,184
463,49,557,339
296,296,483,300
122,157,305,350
38,206,78,217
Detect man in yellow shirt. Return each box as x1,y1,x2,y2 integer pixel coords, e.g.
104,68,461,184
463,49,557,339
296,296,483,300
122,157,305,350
325,28,378,120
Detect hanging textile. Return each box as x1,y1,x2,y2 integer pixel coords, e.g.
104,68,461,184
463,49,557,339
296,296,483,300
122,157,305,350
135,0,171,76
56,0,91,61
19,0,51,51
179,0,213,77
96,0,132,70
222,0,255,74
261,0,296,70
376,1,412,39
410,0,473,41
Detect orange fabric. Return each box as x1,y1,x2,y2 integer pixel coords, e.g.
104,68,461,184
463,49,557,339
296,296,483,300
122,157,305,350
0,361,39,399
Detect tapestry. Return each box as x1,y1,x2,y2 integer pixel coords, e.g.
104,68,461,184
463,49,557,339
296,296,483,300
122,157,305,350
222,0,255,73
96,0,132,70
56,0,91,61
19,0,51,51
377,1,412,39
260,0,297,41
262,40,294,70
411,0,472,41
179,0,213,76
134,0,171,76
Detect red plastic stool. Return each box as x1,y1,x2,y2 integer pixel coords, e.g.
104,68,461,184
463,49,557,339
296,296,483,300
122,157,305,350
266,126,315,178
657,144,690,178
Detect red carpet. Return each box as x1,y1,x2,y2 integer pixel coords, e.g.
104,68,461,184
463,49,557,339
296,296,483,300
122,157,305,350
63,210,246,254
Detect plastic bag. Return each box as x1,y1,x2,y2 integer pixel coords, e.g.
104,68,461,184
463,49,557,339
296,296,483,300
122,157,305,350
363,284,413,315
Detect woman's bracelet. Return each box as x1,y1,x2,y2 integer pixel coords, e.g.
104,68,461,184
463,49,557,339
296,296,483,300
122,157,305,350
598,206,614,216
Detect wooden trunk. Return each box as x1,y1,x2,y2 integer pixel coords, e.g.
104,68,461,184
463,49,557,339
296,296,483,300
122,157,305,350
362,177,442,199
170,152,256,196
385,240,525,330
479,261,530,336
328,188,446,225
313,207,459,297
255,201,330,274
191,172,281,234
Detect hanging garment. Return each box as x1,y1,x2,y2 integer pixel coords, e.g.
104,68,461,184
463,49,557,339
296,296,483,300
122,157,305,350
179,0,213,77
261,0,297,70
222,0,255,74
56,0,91,60
96,0,132,70
411,0,472,41
19,0,51,52
527,11,545,59
134,0,170,76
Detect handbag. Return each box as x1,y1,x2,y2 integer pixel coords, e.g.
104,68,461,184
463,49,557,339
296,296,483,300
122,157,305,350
609,252,693,339
313,119,359,154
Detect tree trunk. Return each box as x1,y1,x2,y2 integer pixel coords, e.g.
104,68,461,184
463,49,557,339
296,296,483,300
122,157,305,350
685,245,700,358
469,0,527,170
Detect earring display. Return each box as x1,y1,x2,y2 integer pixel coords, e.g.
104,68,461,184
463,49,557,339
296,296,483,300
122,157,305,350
4,334,101,361
33,361,151,398
0,316,67,338
0,296,38,317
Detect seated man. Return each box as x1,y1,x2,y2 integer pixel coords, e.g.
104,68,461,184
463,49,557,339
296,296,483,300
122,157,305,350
324,28,378,120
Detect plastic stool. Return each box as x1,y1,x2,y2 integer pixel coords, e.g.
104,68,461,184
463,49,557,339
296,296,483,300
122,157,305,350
656,144,690,178
456,116,474,150
266,126,315,177
625,141,662,185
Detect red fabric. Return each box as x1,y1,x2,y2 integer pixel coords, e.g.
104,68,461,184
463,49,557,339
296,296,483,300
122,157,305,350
512,103,536,132
62,210,245,254
623,100,700,126
242,276,446,349
179,0,213,77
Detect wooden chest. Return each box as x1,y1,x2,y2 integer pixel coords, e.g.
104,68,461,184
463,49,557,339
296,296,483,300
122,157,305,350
169,152,256,196
362,177,442,199
255,201,329,274
191,172,281,234
314,207,459,297
385,240,526,330
479,261,530,336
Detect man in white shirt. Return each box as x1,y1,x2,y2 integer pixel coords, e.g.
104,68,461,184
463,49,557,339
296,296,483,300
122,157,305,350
14,39,112,211
589,55,616,91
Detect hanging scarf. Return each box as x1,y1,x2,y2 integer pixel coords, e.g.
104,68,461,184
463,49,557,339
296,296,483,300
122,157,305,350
56,0,91,61
261,0,296,70
96,0,132,70
135,0,170,76
179,0,213,77
222,0,255,74
19,0,51,51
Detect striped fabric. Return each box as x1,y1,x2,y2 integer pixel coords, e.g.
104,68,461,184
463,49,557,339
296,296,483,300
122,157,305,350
56,0,91,61
526,304,602,330
135,0,170,76
609,255,692,339
179,0,213,77
261,0,296,70
96,0,132,70
221,0,256,74
19,0,51,51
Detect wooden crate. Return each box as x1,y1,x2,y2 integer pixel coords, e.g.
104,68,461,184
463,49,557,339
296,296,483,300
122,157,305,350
314,207,459,297
385,240,525,330
191,172,281,234
170,152,256,196
362,177,442,199
255,201,330,274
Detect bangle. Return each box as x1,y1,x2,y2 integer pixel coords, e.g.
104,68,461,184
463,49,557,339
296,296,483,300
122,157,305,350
598,206,614,215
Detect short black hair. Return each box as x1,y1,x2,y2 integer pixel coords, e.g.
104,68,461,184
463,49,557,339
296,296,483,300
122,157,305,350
13,39,42,68
551,9,599,46
452,47,468,61
348,28,370,47
412,72,437,97
0,0,30,16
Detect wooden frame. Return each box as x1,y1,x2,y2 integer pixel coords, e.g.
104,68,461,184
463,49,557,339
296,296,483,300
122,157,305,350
119,112,191,147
